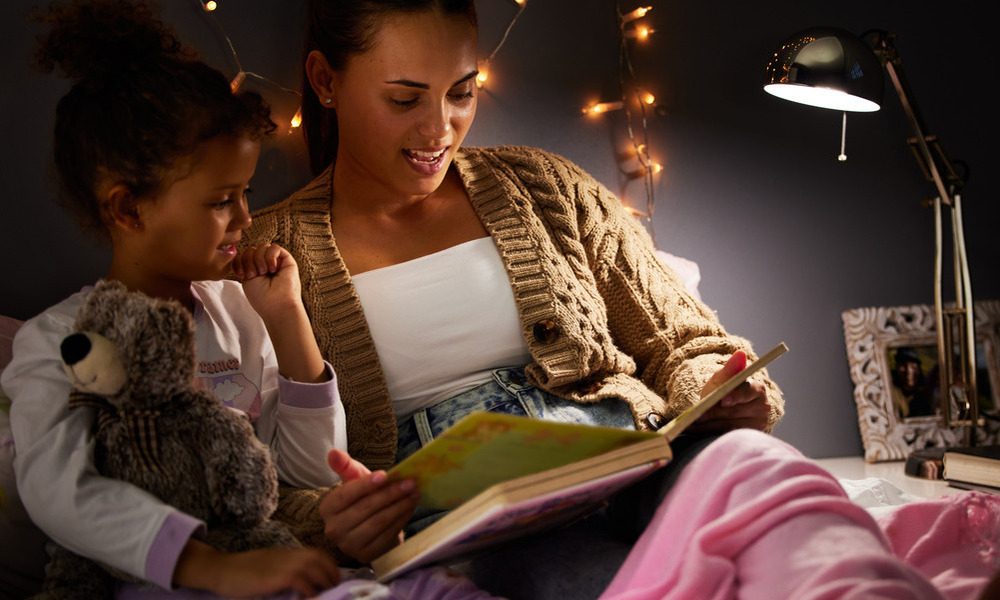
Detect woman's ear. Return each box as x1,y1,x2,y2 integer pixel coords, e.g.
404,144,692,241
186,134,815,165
103,184,143,233
305,50,338,108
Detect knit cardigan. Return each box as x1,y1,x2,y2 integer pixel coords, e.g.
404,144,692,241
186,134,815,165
243,145,784,470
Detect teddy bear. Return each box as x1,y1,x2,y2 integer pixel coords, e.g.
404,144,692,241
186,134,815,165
35,279,300,598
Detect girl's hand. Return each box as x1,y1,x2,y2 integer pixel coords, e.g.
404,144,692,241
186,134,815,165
320,450,420,564
688,351,770,433
174,540,340,598
233,243,328,383
233,243,302,323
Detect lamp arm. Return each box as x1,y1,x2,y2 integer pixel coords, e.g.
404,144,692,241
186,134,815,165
873,33,978,442
873,33,963,205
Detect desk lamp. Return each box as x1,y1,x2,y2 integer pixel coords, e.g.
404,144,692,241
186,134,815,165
763,27,980,448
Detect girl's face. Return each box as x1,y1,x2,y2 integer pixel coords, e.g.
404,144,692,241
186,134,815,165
133,135,259,286
329,10,478,200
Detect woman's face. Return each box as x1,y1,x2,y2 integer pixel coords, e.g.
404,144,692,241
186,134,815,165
329,10,478,200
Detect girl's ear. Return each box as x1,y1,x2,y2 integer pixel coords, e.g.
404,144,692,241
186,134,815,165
305,50,338,108
104,184,143,233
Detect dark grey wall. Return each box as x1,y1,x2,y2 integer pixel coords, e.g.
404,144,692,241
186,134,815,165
2,0,997,458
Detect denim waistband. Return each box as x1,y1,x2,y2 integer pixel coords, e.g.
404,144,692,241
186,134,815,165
397,367,634,463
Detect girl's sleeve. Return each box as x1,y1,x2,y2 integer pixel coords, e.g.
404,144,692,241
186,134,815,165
2,311,203,589
233,287,344,489
261,355,347,488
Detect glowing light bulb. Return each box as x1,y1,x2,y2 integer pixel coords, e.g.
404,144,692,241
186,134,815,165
621,6,651,23
476,69,489,88
626,25,653,40
640,91,655,105
290,108,302,130
229,71,245,92
203,0,217,11
582,100,624,115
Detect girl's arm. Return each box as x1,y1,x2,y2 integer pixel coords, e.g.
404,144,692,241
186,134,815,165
234,243,326,384
230,247,347,487
3,302,199,588
173,539,339,598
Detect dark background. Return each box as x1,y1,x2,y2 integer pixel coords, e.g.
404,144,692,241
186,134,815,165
2,0,997,458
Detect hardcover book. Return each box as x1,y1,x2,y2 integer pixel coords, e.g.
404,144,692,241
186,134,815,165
372,342,789,581
943,445,1000,489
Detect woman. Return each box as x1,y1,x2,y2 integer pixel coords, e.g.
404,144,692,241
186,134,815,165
242,1,998,598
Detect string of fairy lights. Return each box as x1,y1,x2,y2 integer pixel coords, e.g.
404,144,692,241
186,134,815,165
197,0,661,234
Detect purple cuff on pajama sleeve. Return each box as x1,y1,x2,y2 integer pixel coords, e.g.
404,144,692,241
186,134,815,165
276,361,338,409
144,510,207,590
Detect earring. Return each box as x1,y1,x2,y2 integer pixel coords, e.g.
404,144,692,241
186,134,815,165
324,97,333,104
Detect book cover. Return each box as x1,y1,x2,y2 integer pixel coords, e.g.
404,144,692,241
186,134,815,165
372,342,788,580
943,445,1000,488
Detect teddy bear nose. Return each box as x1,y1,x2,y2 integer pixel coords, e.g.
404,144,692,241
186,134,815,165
61,333,92,366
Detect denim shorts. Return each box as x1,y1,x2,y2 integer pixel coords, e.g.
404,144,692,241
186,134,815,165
396,366,635,464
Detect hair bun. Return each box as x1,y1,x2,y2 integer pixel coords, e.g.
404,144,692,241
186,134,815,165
34,0,188,81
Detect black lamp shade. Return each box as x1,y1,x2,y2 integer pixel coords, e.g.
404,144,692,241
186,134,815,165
763,27,883,112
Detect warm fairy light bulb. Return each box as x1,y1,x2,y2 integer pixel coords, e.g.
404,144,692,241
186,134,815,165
621,6,651,23
476,62,490,88
290,108,302,130
650,161,663,174
640,91,655,105
582,100,624,115
203,0,217,11
626,25,653,40
514,0,526,5
229,71,245,92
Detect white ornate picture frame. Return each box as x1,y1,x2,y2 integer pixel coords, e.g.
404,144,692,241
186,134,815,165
841,300,1000,462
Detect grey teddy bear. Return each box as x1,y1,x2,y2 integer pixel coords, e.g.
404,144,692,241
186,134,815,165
35,279,299,598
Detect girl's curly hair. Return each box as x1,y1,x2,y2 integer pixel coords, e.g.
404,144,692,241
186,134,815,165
33,0,277,240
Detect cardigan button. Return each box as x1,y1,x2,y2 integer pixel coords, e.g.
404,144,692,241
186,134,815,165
645,413,666,430
532,319,560,344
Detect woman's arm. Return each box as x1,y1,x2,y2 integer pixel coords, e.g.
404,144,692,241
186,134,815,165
541,151,784,430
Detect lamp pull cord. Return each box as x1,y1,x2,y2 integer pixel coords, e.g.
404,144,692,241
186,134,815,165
838,111,848,162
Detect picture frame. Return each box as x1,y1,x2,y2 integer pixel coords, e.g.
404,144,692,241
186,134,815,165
841,300,1000,462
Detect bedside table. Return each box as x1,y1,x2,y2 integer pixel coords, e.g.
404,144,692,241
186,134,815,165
812,456,964,500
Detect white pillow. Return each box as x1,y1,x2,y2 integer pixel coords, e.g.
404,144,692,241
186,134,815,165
655,250,702,301
0,315,48,599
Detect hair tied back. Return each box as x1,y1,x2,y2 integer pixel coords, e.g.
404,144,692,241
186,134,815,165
34,0,189,83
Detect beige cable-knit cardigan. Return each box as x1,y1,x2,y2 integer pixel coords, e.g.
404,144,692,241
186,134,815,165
244,145,784,470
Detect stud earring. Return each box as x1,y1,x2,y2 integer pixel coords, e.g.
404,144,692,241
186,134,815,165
324,97,333,104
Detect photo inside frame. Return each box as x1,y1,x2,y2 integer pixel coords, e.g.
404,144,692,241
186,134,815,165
887,341,996,422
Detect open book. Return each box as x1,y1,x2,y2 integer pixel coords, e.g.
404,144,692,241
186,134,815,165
372,342,789,581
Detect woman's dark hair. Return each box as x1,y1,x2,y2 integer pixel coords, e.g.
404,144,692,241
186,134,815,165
301,0,477,175
33,0,277,241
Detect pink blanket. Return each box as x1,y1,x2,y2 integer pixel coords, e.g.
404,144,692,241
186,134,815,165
599,429,998,600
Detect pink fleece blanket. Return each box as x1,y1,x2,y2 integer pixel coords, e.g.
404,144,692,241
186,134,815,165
599,429,999,600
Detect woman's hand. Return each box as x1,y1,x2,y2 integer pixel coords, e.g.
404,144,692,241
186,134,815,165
173,539,340,598
688,351,770,433
320,449,420,564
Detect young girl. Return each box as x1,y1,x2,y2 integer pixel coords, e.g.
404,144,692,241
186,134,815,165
3,0,349,596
